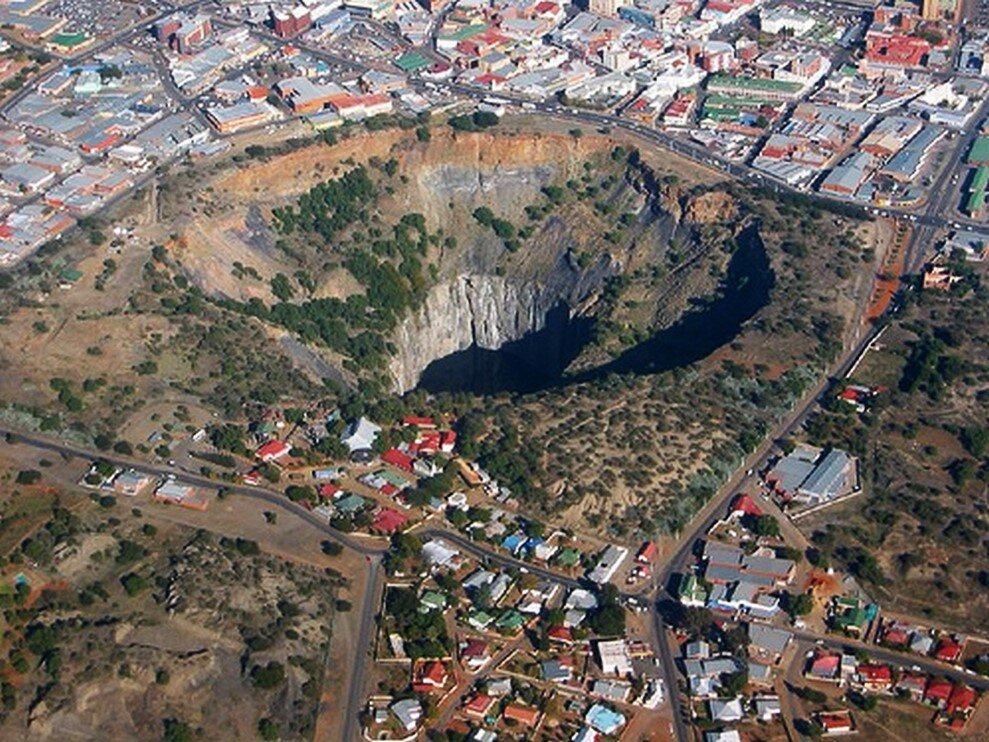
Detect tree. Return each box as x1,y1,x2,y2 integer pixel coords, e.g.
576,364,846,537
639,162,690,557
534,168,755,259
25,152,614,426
798,686,827,704
258,718,279,741
270,273,294,302
783,591,813,618
15,470,41,485
120,572,148,597
162,718,192,742
251,661,286,689
473,206,494,227
743,513,781,538
588,604,626,636
210,424,247,455
320,540,343,556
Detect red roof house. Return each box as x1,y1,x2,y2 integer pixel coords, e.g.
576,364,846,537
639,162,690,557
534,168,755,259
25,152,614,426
371,507,408,534
503,704,540,727
415,431,441,455
934,636,963,663
318,482,340,498
729,493,762,517
464,694,496,718
946,684,978,716
926,678,955,707
381,448,414,472
807,653,841,680
548,625,574,644
881,624,910,647
460,639,490,668
817,711,853,734
636,541,657,564
440,430,456,453
256,439,291,462
855,664,893,691
412,660,447,693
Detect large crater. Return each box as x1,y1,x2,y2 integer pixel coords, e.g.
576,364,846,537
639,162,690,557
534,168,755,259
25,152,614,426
391,224,773,395
180,126,773,395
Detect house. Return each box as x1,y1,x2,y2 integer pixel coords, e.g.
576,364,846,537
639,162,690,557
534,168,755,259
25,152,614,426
585,703,626,735
460,639,490,670
806,653,841,682
748,660,774,686
340,417,380,453
709,697,744,723
896,673,928,702
412,660,447,693
592,679,630,703
503,704,540,727
419,591,446,613
317,482,340,499
925,678,955,707
548,625,574,645
817,710,854,735
333,493,367,514
829,596,876,636
704,732,741,742
495,610,525,633
489,573,513,604
109,469,154,496
676,573,708,607
636,541,657,564
596,639,632,676
934,635,964,663
255,438,291,462
906,630,932,653
381,447,414,472
501,532,528,556
748,623,791,662
486,676,511,696
685,640,711,659
542,657,574,683
728,493,762,518
946,684,978,716
754,696,782,721
467,609,494,631
391,697,423,731
923,265,962,291
855,664,893,692
587,545,628,584
402,416,436,428
421,539,459,568
153,481,208,511
555,547,582,569
371,508,408,534
464,693,496,718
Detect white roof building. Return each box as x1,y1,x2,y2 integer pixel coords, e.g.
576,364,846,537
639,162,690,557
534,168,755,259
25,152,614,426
595,639,633,676
340,416,381,452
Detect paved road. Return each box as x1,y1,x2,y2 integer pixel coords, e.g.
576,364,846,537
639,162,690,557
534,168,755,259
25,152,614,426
792,630,989,691
341,555,383,742
0,425,382,556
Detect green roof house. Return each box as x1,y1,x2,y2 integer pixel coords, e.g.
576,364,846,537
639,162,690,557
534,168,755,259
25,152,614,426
419,590,446,613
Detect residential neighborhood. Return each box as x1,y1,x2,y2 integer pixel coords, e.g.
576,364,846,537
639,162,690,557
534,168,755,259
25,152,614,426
0,0,987,739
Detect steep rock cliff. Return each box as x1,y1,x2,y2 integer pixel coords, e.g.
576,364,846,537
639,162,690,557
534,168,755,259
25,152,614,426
390,250,620,393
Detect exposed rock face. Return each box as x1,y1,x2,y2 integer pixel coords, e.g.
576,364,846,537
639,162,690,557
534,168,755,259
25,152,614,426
390,252,619,393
